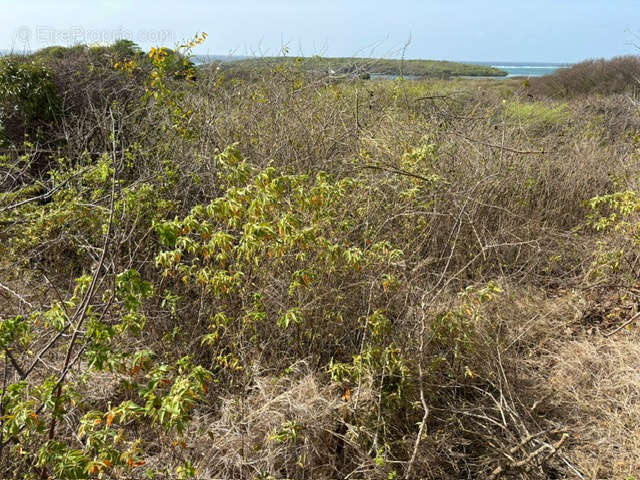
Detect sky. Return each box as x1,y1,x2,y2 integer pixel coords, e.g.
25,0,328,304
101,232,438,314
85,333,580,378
1,0,638,63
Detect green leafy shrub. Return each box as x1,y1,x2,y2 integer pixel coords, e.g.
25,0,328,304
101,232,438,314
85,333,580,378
155,145,406,372
0,59,59,144
587,189,640,282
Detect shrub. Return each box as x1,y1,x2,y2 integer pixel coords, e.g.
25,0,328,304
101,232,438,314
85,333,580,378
530,55,640,98
0,59,59,144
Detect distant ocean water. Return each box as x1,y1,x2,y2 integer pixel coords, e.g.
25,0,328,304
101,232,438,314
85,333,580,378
468,61,570,77
193,54,250,65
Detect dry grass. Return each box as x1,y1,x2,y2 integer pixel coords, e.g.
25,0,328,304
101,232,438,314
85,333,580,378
471,285,640,480
192,363,343,479
542,333,640,479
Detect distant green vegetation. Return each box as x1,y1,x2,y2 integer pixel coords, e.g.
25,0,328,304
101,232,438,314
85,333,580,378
221,55,507,78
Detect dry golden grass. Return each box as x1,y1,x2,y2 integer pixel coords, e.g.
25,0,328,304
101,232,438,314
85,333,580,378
471,284,640,480
193,363,342,479
543,332,640,479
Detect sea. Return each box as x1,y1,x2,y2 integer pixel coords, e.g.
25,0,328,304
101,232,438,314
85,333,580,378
468,61,570,77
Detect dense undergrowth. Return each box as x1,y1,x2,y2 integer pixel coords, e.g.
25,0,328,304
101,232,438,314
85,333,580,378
1,41,640,479
529,55,640,99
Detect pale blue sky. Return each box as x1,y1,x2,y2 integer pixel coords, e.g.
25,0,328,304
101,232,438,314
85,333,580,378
1,0,638,62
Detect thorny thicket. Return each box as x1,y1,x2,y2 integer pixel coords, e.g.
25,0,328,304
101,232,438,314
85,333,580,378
1,42,640,479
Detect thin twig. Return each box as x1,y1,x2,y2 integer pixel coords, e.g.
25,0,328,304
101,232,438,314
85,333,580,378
0,281,34,309
604,310,640,337
449,130,545,155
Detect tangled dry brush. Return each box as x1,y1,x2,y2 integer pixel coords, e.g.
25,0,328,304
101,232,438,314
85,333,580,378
1,47,640,479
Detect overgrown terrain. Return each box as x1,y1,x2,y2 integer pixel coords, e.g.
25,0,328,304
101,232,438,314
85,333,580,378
1,41,640,479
